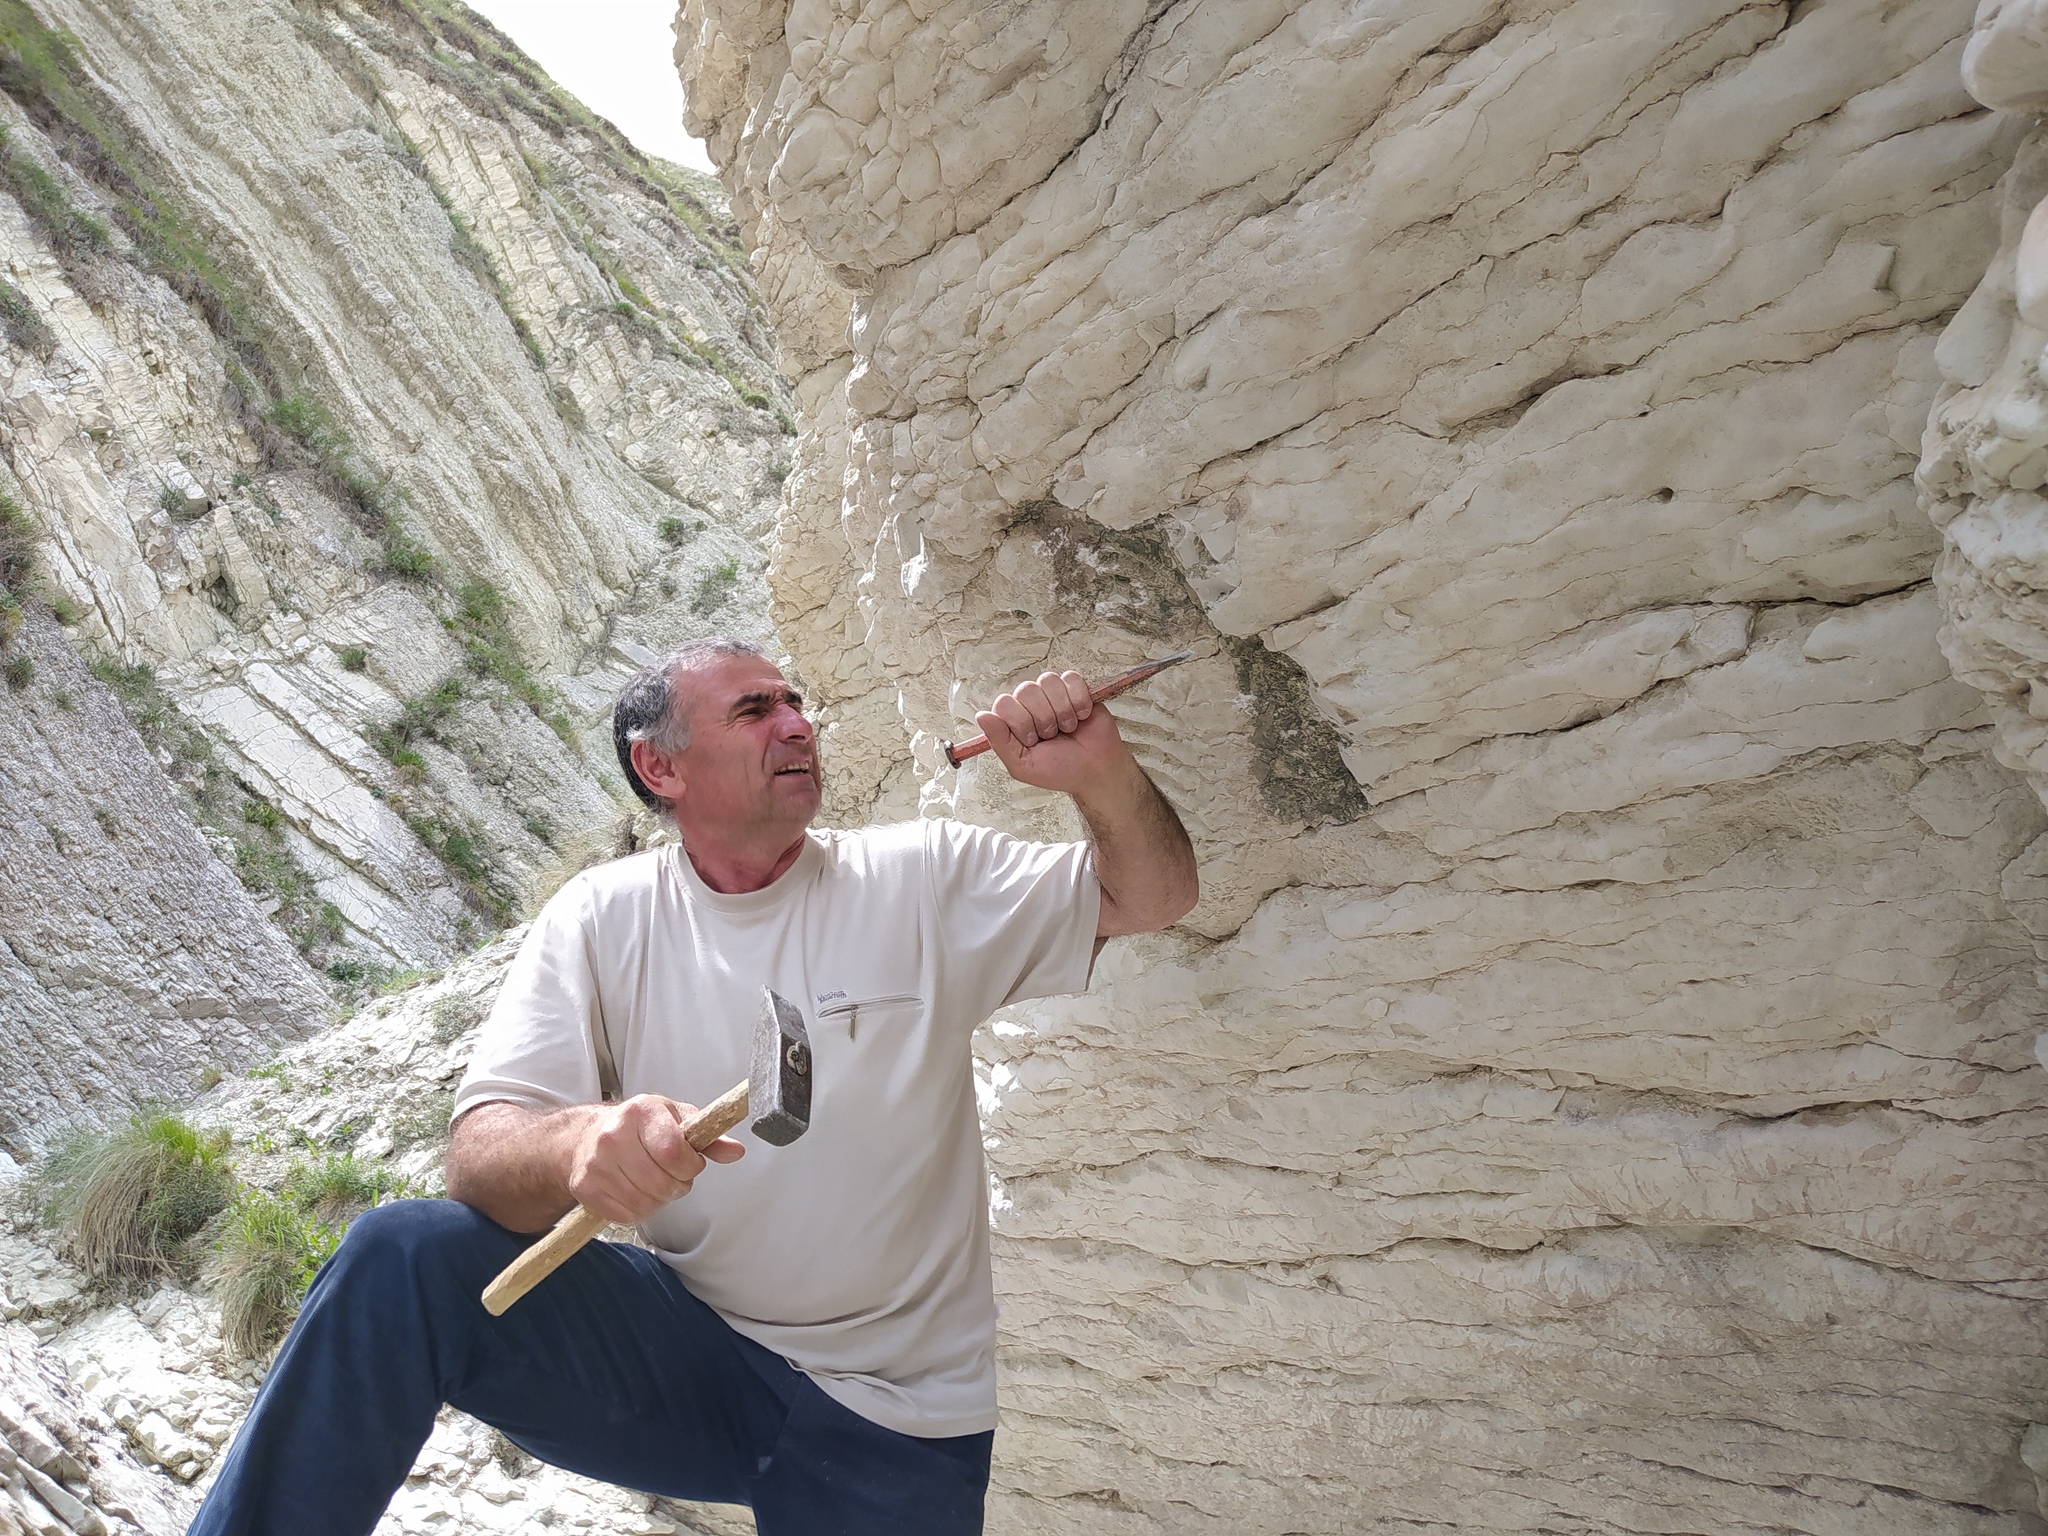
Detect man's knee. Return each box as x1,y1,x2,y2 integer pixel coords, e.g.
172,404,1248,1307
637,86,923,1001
320,1198,516,1299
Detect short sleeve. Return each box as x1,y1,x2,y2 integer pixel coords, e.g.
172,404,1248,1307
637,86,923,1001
453,879,607,1122
925,819,1100,1023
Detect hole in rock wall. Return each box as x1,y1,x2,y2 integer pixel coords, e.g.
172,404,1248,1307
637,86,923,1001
1006,499,1209,646
999,498,1367,824
1223,634,1370,825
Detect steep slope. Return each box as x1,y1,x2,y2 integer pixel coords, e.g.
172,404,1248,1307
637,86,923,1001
675,1,2048,1531
0,605,326,1163
0,0,791,1008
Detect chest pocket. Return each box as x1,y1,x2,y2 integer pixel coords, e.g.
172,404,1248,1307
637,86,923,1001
817,993,922,1041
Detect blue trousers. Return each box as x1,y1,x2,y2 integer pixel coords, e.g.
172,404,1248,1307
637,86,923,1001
187,1200,992,1535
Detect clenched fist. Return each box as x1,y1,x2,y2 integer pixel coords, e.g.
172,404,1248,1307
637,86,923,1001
975,670,1128,796
565,1094,745,1225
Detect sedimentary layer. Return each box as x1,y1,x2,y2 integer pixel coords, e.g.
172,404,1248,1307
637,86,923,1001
675,0,2048,1528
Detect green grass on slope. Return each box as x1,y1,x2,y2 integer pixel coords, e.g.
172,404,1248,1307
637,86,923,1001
0,0,281,405
37,1112,235,1279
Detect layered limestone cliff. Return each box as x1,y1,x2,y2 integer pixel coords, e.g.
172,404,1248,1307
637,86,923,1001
0,0,793,1141
1925,0,2048,835
677,1,2048,1530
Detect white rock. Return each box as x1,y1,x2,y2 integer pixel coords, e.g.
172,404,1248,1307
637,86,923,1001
680,0,2048,1530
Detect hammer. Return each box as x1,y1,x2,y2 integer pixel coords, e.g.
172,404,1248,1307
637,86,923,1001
480,987,813,1315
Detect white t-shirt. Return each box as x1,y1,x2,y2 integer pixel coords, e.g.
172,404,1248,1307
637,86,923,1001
453,820,1099,1437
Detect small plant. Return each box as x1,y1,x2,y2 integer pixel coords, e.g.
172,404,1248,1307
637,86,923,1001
268,392,348,461
242,798,282,831
37,1113,235,1279
212,1188,338,1358
230,472,252,490
377,967,441,996
51,687,72,710
391,1091,456,1149
92,805,117,837
656,515,692,546
156,483,189,515
775,410,797,437
325,958,368,985
283,1153,390,1225
247,1062,291,1088
428,994,482,1044
0,278,53,357
4,653,30,689
195,1066,222,1093
338,646,368,673
439,825,489,885
522,814,554,845
0,491,34,594
691,557,741,617
45,823,67,854
765,457,791,486
381,530,437,580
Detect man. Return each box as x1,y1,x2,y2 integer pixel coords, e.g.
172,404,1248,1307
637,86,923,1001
188,637,1198,1536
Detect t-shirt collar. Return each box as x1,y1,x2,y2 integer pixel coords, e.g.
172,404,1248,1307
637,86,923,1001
669,831,824,914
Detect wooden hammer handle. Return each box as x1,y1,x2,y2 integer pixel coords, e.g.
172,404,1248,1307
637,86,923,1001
480,1080,750,1316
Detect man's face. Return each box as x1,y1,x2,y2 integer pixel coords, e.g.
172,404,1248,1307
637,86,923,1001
668,655,821,840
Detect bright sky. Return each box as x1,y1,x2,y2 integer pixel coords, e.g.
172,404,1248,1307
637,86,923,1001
463,0,717,174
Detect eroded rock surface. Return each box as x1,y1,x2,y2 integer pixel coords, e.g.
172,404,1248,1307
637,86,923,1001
676,0,2048,1529
0,608,326,1146
1924,0,2048,837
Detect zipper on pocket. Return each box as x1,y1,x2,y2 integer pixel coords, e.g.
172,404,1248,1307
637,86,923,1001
816,993,920,1040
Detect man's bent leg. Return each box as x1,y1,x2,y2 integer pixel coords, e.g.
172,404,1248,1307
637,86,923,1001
188,1201,785,1536
748,1371,993,1536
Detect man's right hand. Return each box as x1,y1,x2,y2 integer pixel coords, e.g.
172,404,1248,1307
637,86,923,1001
566,1094,746,1224
446,1097,745,1233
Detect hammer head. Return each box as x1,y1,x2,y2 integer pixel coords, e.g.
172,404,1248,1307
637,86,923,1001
749,987,813,1146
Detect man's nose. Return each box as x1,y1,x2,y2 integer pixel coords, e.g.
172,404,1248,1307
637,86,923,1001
773,703,813,740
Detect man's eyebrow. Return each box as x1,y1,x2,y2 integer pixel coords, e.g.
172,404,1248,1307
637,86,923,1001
727,686,804,717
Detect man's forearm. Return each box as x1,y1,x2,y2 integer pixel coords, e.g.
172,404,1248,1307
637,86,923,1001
445,1101,592,1233
1072,753,1199,935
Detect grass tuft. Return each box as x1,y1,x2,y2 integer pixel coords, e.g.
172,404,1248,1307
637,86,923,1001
0,491,35,594
37,1113,235,1279
0,276,53,356
282,1152,400,1225
691,557,741,617
212,1187,338,1358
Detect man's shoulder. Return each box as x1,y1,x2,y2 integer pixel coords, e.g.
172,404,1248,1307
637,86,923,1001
814,820,930,881
540,847,669,924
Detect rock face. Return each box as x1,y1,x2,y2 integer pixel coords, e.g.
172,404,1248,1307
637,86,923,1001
0,607,326,1149
1925,1,2048,838
0,1318,193,1536
676,1,2048,1530
0,0,791,995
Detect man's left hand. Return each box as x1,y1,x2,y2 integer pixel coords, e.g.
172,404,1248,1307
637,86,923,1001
975,671,1125,794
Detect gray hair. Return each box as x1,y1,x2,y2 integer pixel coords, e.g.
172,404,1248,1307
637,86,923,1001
612,637,769,809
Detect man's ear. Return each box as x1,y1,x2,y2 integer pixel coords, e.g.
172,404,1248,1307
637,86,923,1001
630,739,685,806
